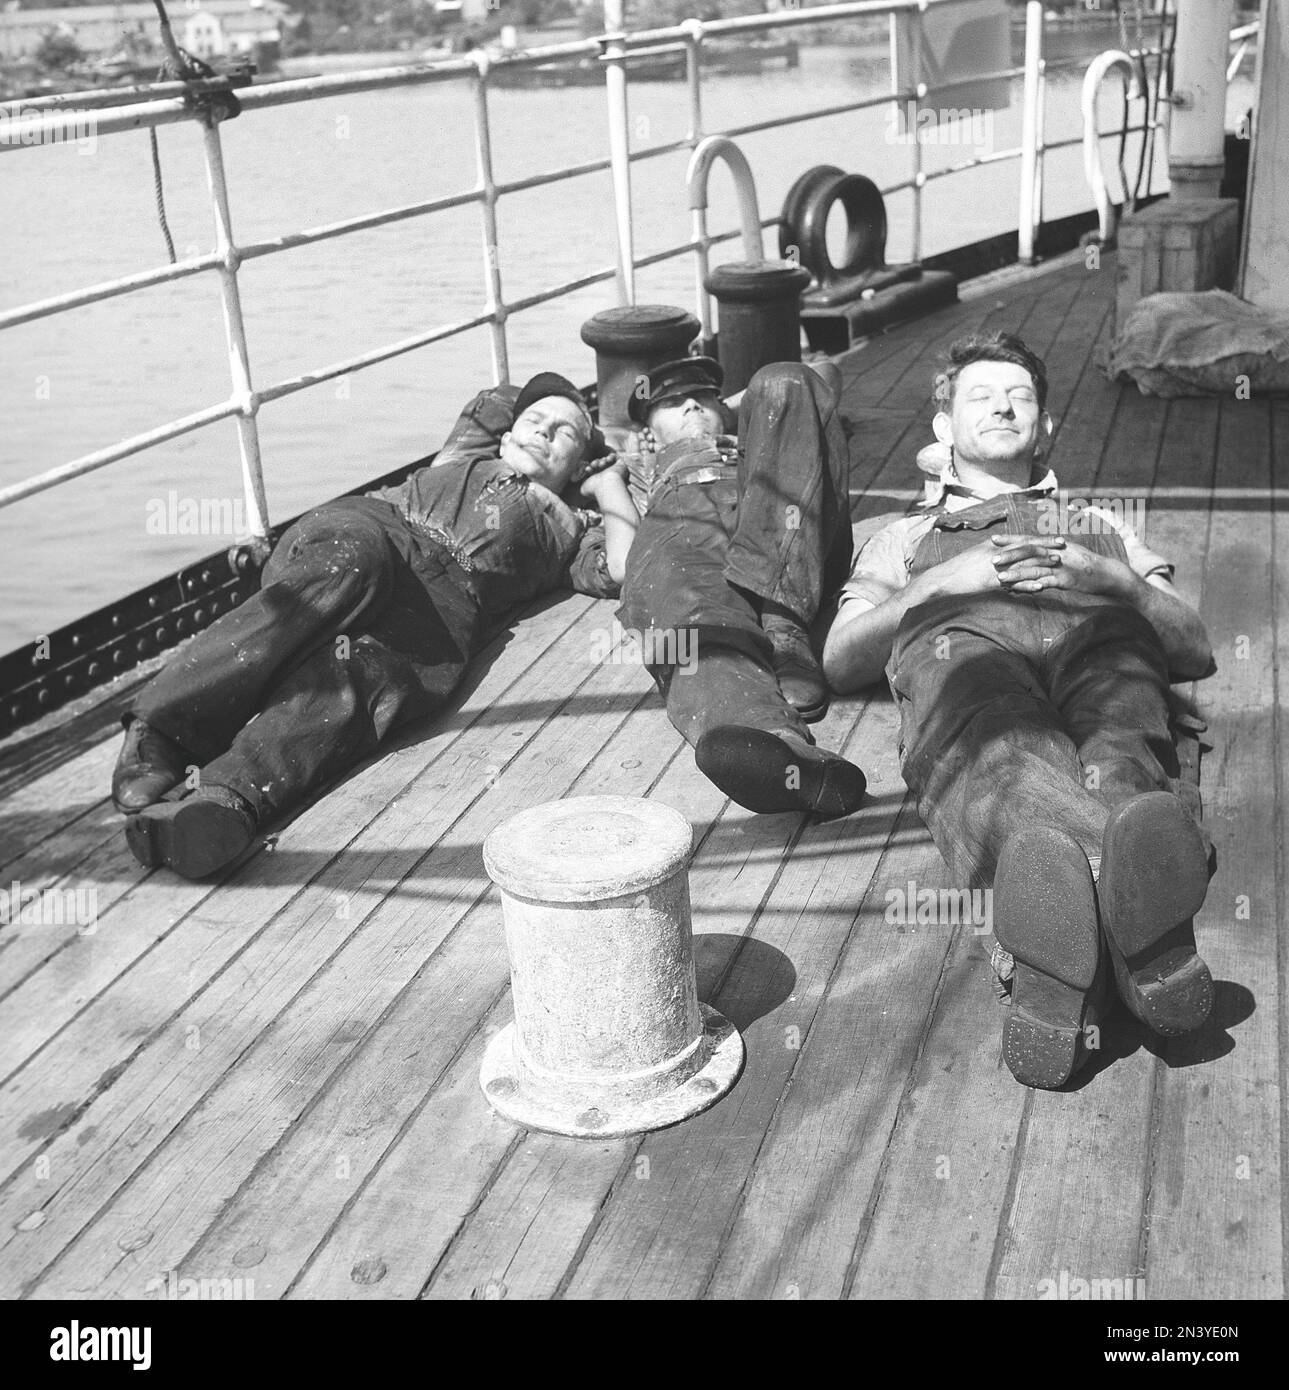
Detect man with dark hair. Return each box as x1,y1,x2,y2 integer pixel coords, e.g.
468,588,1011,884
823,331,1216,1089
113,372,638,879
619,356,867,818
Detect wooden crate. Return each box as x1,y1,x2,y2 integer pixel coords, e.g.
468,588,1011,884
1116,198,1241,328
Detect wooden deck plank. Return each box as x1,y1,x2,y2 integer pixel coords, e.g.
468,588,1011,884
1145,394,1284,1299
1042,277,1119,489
0,803,126,998
9,606,660,1298
691,803,947,1298
0,739,122,871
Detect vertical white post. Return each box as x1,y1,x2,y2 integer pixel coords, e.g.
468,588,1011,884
604,0,636,305
1018,0,1044,264
683,17,704,147
910,2,925,263
199,116,269,542
1240,0,1289,310
1169,0,1234,198
472,55,510,384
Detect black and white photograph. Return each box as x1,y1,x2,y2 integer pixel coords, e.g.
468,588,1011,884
0,0,1282,1343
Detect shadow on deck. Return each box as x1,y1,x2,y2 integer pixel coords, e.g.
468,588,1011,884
0,251,1284,1301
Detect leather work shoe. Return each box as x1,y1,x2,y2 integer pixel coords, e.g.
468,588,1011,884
125,786,257,879
760,610,828,722
1097,791,1213,1035
694,725,866,819
112,718,193,813
993,826,1104,1089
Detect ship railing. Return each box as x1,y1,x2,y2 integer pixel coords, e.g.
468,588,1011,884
0,0,1213,558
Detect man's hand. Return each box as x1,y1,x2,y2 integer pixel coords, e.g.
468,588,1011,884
993,534,1132,598
916,533,1071,600
575,455,629,509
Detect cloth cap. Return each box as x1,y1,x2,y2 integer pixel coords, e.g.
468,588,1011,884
513,372,594,436
627,356,724,424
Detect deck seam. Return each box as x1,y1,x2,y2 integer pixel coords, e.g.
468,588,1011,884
983,1087,1036,1298
838,917,969,1298
689,780,917,1296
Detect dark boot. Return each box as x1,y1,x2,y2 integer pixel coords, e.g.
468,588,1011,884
112,718,194,813
1097,791,1213,1035
125,785,257,879
759,604,828,723
694,725,865,818
994,826,1104,1089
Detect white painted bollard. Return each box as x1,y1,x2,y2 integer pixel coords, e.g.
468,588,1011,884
480,795,744,1138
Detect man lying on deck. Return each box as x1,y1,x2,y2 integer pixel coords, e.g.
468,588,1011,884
112,373,639,879
618,355,867,817
822,331,1216,1090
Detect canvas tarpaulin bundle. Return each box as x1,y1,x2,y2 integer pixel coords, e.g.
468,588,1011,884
1109,289,1289,397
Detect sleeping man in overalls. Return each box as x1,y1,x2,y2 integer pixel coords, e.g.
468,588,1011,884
822,331,1216,1090
111,373,638,879
618,355,868,818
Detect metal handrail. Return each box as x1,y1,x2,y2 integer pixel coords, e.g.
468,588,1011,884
0,0,1189,530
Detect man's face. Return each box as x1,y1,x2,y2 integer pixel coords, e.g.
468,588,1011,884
646,389,725,446
938,359,1049,470
500,395,591,492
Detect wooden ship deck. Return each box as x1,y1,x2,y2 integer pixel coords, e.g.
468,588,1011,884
1,252,1284,1301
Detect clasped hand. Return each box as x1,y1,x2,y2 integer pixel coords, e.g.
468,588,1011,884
930,533,1129,599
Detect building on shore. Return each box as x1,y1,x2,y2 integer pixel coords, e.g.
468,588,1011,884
0,1,292,63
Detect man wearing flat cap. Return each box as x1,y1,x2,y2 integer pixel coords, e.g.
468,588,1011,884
619,356,866,817
112,372,638,878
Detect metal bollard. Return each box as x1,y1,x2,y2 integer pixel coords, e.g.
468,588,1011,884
703,259,812,395
580,305,700,433
480,795,744,1138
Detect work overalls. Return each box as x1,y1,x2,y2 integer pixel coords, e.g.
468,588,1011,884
617,362,853,746
888,493,1205,889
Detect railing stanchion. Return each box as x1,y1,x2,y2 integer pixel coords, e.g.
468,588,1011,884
604,0,636,306
199,116,270,543
910,2,925,263
472,55,510,384
683,18,705,146
1018,0,1044,265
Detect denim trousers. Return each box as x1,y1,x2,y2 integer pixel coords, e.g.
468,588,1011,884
617,362,853,746
133,495,482,821
888,495,1205,888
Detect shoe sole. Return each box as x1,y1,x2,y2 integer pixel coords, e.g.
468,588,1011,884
125,800,255,879
1098,792,1213,1035
994,827,1099,1089
694,726,866,818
